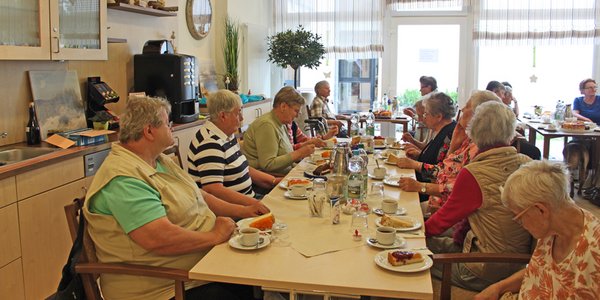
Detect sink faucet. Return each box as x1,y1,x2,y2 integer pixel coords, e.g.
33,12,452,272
0,132,7,138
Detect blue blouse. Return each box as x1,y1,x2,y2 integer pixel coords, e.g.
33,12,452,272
573,95,600,124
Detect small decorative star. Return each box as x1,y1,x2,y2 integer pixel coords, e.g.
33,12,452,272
530,74,538,83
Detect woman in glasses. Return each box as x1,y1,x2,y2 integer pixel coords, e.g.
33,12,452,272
475,160,600,299
573,78,600,124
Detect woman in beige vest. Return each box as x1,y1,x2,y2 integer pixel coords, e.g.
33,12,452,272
425,102,532,292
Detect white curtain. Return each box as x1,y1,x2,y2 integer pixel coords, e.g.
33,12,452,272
273,0,385,59
474,0,600,46
386,0,464,11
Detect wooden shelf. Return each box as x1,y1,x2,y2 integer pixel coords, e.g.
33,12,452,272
107,3,176,17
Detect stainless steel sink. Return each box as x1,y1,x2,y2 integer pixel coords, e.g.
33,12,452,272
0,146,58,165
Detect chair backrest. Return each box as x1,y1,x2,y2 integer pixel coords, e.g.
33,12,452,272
306,105,312,118
163,137,183,169
64,198,103,300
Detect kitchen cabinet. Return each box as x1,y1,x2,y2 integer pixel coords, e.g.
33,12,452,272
0,176,17,208
242,99,272,127
0,0,107,60
0,259,25,300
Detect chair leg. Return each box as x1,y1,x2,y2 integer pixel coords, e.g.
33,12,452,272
440,263,452,300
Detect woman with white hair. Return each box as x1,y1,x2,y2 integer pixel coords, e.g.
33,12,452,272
425,101,532,292
397,90,501,212
475,160,600,299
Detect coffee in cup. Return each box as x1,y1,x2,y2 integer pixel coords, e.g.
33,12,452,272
239,227,260,247
376,226,396,245
381,198,398,214
372,167,387,178
290,185,307,197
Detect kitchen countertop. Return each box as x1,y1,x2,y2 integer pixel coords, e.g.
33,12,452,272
0,118,206,180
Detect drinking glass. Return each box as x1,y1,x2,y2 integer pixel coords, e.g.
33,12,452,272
271,222,290,247
308,178,328,217
368,182,385,200
327,175,347,201
350,211,369,235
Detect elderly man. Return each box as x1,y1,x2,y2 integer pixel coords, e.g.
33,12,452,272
310,80,349,137
83,96,259,299
188,90,280,204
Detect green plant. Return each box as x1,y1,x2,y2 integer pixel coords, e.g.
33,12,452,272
223,17,239,91
397,89,458,107
267,25,325,88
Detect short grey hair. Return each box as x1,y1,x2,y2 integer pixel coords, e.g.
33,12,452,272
273,86,305,108
501,160,573,211
469,90,501,111
314,80,329,94
467,101,516,148
207,90,242,120
119,96,171,143
424,92,456,120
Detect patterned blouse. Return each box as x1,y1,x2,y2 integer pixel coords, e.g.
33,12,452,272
519,210,600,299
426,138,478,211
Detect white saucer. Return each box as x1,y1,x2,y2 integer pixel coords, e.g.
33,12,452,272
228,235,270,250
375,216,422,232
383,177,400,187
366,237,407,249
368,173,385,180
374,250,433,273
372,207,407,216
284,191,308,200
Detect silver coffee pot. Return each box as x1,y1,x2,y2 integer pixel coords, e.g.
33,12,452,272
330,142,351,175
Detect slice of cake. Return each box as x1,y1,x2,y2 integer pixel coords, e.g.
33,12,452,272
387,250,424,266
387,153,400,164
249,213,275,231
380,214,413,228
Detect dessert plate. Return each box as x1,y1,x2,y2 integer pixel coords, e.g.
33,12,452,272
284,191,308,200
279,177,313,189
374,250,433,273
375,216,422,232
382,176,400,187
228,235,270,250
366,237,407,249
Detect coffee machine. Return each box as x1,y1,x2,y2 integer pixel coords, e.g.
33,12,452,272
134,40,200,124
86,76,120,129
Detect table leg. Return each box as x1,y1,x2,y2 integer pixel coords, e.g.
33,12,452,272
528,126,536,144
543,138,550,159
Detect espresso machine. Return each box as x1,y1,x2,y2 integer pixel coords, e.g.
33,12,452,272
86,76,120,129
134,40,200,124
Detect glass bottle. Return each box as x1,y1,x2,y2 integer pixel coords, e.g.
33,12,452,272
346,155,365,202
382,93,389,111
350,113,360,136
26,102,41,145
564,104,574,120
366,110,375,136
356,148,369,197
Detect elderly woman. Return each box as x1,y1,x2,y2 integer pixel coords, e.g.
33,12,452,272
475,160,600,299
398,90,501,211
242,86,315,174
573,78,600,124
397,92,456,184
426,101,532,292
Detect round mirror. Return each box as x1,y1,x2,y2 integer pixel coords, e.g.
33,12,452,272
186,0,212,40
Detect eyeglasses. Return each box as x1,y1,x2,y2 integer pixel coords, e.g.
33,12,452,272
584,86,598,90
512,204,534,225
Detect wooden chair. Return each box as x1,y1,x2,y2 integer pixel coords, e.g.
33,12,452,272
163,136,183,169
64,198,189,300
432,252,531,300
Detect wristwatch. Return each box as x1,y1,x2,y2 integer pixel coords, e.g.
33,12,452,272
420,184,427,194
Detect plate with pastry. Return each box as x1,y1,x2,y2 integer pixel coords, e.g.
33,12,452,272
389,142,406,150
279,177,313,189
384,153,402,165
237,213,276,231
374,250,433,273
376,215,422,232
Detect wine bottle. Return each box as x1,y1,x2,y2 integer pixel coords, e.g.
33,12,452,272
26,102,41,145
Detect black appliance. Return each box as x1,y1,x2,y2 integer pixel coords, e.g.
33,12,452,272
134,40,200,124
86,76,119,129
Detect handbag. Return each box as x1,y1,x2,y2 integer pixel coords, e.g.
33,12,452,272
48,203,86,300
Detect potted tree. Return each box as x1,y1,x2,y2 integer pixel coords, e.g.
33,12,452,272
223,17,239,92
267,25,325,89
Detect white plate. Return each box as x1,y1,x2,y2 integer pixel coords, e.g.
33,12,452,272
372,207,407,216
284,191,308,200
368,173,385,180
560,128,590,133
279,177,313,190
374,144,387,149
366,237,407,249
384,159,397,165
228,235,270,250
383,177,400,187
375,216,422,232
374,250,433,273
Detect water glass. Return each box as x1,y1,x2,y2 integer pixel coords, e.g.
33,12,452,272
271,222,290,247
308,179,328,217
368,182,385,200
327,175,347,201
350,211,369,235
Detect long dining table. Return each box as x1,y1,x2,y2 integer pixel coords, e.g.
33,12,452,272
189,147,433,299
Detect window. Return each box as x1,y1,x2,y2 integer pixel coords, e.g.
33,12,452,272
337,59,378,113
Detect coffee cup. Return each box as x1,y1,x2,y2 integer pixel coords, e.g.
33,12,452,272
239,227,260,247
385,137,396,145
290,185,307,197
372,167,387,178
381,198,398,214
376,226,396,245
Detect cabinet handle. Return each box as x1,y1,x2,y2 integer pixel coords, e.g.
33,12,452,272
52,37,60,53
259,108,262,116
